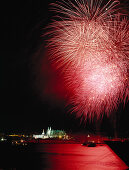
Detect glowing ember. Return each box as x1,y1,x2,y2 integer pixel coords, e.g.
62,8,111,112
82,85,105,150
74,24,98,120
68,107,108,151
47,0,129,119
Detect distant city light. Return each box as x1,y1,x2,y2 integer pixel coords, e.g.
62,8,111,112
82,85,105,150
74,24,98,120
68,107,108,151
33,127,67,139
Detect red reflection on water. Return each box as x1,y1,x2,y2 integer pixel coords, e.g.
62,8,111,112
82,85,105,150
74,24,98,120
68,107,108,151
36,144,128,170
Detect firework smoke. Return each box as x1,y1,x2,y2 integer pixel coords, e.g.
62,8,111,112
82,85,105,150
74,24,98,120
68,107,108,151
47,0,129,120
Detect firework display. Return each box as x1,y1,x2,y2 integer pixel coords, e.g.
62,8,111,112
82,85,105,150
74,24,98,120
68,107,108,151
47,0,129,119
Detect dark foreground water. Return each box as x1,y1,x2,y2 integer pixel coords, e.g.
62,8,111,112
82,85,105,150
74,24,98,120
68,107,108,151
0,143,128,170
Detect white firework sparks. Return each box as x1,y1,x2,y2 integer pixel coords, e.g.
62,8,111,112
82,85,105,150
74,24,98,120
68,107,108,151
47,0,129,119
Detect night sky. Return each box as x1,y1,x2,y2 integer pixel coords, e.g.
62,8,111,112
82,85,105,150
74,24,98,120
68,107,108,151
1,0,129,135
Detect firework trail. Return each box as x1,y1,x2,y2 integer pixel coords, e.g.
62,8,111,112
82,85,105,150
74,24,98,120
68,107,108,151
47,0,129,120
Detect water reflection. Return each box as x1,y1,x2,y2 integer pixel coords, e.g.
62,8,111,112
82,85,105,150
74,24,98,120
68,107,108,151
36,144,128,170
0,144,128,170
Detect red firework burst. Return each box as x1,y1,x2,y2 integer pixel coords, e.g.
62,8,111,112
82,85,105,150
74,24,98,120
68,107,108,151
47,0,129,119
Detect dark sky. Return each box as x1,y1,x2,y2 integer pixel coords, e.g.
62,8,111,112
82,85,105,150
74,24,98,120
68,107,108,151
1,0,129,135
